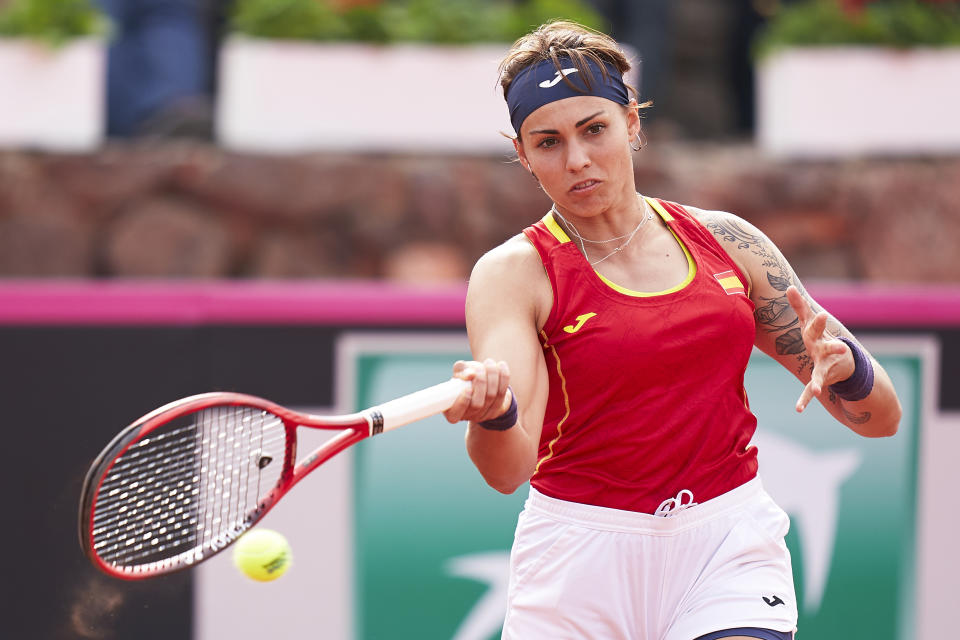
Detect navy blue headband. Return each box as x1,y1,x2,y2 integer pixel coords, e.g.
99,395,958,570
506,56,630,135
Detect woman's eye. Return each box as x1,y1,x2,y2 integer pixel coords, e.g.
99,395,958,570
587,123,605,135
538,137,559,149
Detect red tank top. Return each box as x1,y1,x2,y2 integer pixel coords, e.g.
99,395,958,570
522,197,759,513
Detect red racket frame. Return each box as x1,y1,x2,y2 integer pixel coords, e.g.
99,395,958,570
81,393,384,579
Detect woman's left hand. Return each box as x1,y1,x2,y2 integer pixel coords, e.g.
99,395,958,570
786,285,855,413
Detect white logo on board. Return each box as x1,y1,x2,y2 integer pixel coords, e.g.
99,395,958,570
752,431,861,613
447,432,862,636
446,551,511,640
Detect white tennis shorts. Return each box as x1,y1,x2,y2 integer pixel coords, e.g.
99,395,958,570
502,477,798,640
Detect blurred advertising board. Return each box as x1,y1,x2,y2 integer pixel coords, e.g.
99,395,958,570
344,333,930,640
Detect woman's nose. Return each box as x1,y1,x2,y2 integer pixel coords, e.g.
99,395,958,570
565,140,591,172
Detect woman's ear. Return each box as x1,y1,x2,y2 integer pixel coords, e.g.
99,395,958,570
626,100,642,140
514,138,532,173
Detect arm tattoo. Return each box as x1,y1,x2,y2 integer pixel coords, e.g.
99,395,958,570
705,218,809,330
705,216,819,374
828,390,872,424
707,215,871,425
774,328,804,355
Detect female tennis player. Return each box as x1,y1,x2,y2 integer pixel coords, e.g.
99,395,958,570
443,20,902,640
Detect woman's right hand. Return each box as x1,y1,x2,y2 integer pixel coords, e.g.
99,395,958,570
443,359,513,424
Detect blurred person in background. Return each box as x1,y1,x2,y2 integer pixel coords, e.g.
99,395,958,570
443,19,902,639
98,0,232,139
586,0,671,124
729,0,804,136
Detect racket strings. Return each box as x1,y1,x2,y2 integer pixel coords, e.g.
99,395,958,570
91,405,287,573
91,414,261,524
194,406,275,555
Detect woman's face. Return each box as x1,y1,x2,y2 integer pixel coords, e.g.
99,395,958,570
515,95,640,218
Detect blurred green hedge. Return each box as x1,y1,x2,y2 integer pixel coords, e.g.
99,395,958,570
755,0,960,58
0,0,107,45
230,0,607,44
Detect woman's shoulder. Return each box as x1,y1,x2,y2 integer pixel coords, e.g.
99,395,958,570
667,203,765,294
676,204,770,248
469,233,552,324
668,202,765,245
644,198,747,233
665,201,738,227
473,233,544,275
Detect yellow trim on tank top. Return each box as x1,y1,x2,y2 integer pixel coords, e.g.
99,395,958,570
543,210,572,243
540,197,695,297
542,196,673,242
535,329,572,474
643,195,673,221
596,225,696,297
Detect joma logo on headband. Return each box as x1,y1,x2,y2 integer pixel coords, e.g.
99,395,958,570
539,68,578,88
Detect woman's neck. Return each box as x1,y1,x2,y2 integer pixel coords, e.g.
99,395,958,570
552,192,649,241
552,193,657,267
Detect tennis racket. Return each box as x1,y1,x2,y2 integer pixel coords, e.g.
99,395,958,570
79,377,469,580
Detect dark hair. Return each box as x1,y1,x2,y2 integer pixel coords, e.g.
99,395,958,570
498,20,651,126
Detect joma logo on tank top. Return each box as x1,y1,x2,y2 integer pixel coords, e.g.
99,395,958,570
563,312,597,334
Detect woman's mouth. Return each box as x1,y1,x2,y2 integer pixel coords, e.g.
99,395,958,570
570,180,600,193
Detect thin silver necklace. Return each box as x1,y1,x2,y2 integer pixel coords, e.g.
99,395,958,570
551,196,655,266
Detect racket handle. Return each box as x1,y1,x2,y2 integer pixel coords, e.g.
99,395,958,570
373,377,471,432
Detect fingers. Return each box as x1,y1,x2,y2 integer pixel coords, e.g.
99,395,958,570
794,289,839,358
796,382,814,413
827,340,848,356
804,310,831,349
796,367,824,413
786,285,811,326
785,285,856,413
495,361,511,409
443,359,511,424
445,360,478,423
807,309,828,337
470,359,511,420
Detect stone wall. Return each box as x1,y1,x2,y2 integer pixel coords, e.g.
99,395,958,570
1,142,958,284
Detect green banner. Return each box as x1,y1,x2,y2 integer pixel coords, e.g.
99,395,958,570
745,350,921,639
348,338,922,640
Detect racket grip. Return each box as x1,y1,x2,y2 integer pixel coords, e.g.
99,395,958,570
373,378,471,432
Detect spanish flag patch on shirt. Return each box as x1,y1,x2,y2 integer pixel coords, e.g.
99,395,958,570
714,270,746,295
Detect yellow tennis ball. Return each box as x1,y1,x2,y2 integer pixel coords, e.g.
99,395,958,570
233,528,292,582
